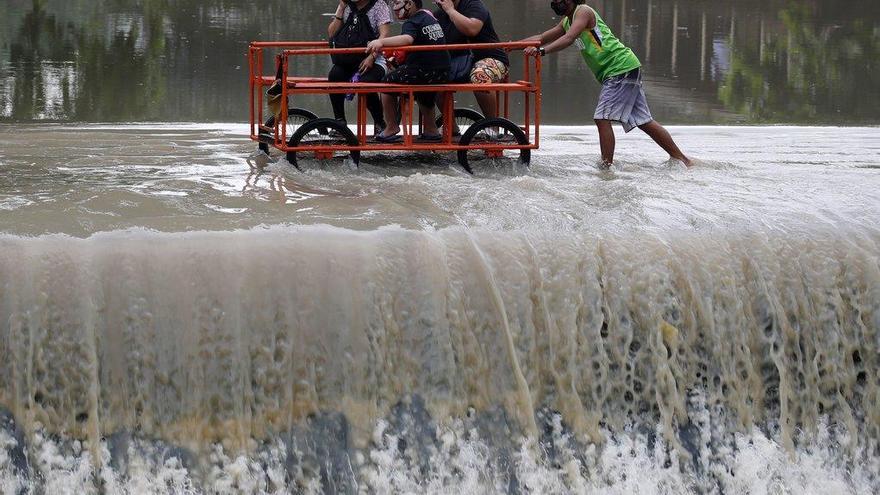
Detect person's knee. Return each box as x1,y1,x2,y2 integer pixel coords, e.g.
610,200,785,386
360,66,386,83
594,119,612,129
470,60,509,84
637,120,657,131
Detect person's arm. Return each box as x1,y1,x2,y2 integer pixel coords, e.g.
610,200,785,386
540,6,595,55
378,22,391,40
435,0,484,37
522,23,565,55
369,14,420,54
359,23,393,73
366,34,414,55
328,1,347,37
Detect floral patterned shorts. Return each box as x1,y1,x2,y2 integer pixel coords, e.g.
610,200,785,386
470,58,509,84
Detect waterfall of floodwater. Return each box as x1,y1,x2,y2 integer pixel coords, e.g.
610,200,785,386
1,224,878,493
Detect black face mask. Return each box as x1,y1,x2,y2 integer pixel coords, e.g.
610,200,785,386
550,0,569,16
394,0,412,18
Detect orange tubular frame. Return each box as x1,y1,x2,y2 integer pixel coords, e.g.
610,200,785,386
248,41,542,158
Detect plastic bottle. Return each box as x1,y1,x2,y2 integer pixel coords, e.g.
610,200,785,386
345,72,360,101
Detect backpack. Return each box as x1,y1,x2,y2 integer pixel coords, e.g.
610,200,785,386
329,0,379,66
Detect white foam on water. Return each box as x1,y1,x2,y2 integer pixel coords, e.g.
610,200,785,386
0,431,25,495
2,415,876,494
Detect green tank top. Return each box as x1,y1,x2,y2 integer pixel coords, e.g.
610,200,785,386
562,5,641,82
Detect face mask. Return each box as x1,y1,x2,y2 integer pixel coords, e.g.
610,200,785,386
550,0,569,16
393,1,410,18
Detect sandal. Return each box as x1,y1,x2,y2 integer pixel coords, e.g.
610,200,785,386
266,80,282,97
375,133,402,143
418,133,442,142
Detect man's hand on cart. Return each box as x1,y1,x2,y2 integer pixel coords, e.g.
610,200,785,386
366,39,384,56
358,53,376,74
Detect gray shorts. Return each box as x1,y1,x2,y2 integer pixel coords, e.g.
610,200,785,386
593,68,653,133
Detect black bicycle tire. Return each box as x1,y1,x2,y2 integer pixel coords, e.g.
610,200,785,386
286,118,360,170
258,108,322,154
456,117,530,173
436,107,484,131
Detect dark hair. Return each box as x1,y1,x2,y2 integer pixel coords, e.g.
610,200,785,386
394,0,421,11
574,0,586,4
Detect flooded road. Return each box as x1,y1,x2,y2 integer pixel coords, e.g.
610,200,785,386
1,124,878,236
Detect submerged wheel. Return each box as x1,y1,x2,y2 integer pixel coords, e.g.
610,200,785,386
436,108,484,137
258,108,321,154
456,117,530,174
286,118,359,170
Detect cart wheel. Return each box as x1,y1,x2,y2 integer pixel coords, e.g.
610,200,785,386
456,118,530,174
436,108,484,137
258,108,322,154
286,118,360,170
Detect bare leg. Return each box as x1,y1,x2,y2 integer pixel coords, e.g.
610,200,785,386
595,119,615,166
435,92,447,113
419,100,439,136
474,91,498,119
380,94,400,137
435,92,454,131
638,120,692,166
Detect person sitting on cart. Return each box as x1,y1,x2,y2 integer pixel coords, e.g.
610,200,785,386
366,0,451,142
433,0,509,127
328,0,393,136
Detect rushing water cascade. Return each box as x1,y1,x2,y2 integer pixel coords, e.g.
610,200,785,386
1,224,878,493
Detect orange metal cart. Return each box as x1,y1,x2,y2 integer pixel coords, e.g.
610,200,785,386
248,41,542,173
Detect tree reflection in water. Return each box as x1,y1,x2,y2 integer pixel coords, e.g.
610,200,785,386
0,0,877,124
720,1,880,123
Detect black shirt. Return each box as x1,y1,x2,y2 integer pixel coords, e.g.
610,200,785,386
434,0,509,65
402,10,452,70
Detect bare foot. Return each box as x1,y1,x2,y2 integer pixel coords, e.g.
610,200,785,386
378,126,400,138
